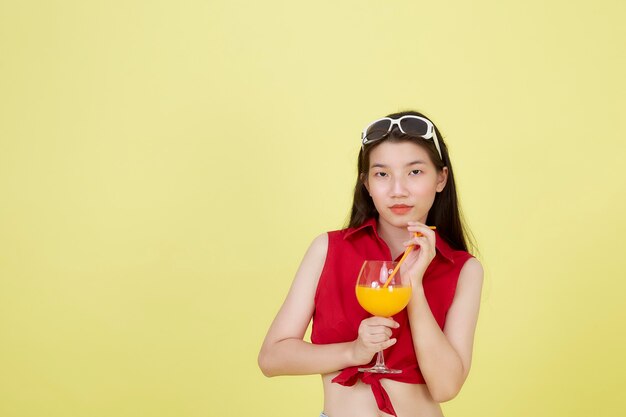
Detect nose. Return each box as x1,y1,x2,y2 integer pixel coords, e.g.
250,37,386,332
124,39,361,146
390,176,409,197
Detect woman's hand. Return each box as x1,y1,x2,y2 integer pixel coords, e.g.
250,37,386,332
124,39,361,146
350,316,399,365
402,221,437,287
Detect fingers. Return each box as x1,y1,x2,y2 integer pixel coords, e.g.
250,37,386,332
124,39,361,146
399,223,437,281
353,317,399,364
404,222,435,247
359,332,397,349
368,326,392,340
363,316,399,328
406,221,435,238
368,335,397,350
358,317,399,342
380,337,397,350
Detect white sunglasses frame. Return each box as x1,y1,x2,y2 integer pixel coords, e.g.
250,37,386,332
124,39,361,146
361,115,443,160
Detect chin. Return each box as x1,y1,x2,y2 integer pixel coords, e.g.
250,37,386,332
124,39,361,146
380,214,412,228
382,211,428,227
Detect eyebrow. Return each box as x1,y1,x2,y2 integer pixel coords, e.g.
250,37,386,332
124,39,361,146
371,160,427,168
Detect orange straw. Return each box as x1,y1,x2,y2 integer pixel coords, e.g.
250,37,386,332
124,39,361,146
382,226,436,288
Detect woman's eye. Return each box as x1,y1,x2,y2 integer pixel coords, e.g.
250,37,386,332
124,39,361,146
410,169,422,175
374,172,388,177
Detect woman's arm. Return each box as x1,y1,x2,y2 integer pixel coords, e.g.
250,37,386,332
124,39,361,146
258,233,399,377
406,257,484,402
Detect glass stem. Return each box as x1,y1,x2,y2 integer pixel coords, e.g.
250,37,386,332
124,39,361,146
375,351,386,368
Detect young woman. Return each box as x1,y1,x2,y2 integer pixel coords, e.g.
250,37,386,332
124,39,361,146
258,110,483,417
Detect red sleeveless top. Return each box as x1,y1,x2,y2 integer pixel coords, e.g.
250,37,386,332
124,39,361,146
311,217,473,416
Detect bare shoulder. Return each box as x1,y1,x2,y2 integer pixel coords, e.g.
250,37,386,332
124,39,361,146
260,232,329,344
284,232,329,302
458,257,484,286
307,233,329,259
296,233,328,283
448,256,483,311
451,257,483,311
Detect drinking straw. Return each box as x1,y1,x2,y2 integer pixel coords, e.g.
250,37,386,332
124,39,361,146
382,226,436,288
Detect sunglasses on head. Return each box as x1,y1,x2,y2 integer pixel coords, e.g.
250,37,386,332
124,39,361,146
361,115,443,160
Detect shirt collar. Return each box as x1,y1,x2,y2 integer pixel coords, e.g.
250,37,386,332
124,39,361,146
344,217,456,264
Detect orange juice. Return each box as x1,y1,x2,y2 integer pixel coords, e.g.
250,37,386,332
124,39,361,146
355,286,412,317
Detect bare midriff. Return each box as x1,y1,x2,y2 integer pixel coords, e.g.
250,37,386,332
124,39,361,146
321,371,444,417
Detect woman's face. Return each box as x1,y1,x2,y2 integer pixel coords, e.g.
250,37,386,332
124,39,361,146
364,140,448,229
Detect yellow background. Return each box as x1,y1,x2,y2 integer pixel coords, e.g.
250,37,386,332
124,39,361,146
1,1,625,416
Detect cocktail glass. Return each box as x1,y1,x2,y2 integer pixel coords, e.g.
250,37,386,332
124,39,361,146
355,260,412,374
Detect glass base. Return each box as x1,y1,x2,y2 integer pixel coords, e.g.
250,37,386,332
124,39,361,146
358,365,402,374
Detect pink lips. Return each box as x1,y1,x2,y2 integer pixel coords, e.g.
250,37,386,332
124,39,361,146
390,204,413,215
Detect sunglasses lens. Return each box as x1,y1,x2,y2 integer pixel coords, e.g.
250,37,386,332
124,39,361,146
365,119,392,142
400,117,429,136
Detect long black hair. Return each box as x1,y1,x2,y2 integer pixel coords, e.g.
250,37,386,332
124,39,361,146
346,110,475,253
